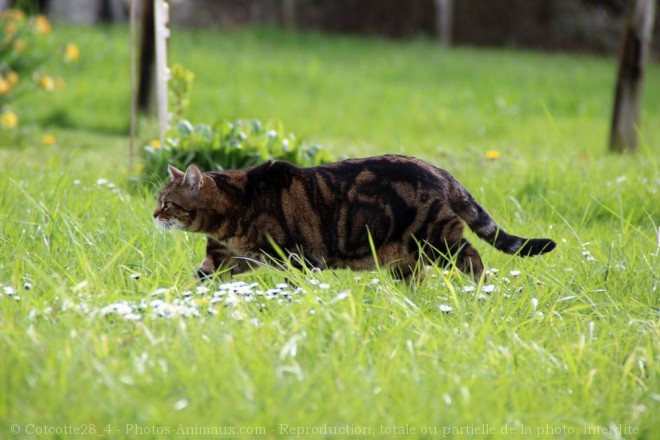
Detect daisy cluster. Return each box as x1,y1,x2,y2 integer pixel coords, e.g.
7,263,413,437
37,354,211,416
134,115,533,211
5,264,571,323
1,281,32,302
4,277,334,323
436,268,517,313
93,281,308,322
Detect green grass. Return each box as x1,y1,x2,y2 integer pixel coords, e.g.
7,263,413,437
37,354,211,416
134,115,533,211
1,25,659,439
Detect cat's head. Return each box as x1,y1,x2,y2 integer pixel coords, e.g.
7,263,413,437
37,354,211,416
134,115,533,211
153,164,209,232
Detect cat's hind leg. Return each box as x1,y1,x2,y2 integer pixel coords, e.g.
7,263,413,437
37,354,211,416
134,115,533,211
454,239,485,283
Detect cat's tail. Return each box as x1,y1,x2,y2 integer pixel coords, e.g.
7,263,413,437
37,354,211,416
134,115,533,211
450,181,556,257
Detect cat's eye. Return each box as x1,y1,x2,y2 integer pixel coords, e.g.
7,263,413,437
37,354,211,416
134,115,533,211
164,201,187,212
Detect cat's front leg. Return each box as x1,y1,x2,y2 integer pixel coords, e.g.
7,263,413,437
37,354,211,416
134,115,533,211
198,237,243,280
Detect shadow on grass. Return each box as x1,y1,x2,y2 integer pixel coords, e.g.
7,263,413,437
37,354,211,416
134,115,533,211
40,108,130,137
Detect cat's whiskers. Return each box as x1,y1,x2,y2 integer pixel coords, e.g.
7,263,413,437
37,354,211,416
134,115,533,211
153,217,166,231
154,216,183,231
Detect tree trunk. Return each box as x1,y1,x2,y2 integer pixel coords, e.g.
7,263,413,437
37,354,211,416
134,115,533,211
138,0,155,114
129,0,138,170
609,0,656,152
434,0,453,46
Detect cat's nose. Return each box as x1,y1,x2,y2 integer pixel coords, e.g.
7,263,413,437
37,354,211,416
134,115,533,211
153,208,161,218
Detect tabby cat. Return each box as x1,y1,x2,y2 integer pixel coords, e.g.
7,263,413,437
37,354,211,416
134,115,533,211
154,155,555,281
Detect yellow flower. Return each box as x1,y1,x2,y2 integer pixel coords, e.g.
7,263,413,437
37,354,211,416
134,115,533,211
55,77,66,90
38,75,55,91
442,267,460,280
149,139,161,149
0,78,11,95
485,149,502,160
6,71,19,87
6,21,18,36
42,134,56,145
133,162,145,173
14,39,25,52
64,43,80,62
34,15,51,34
1,110,18,129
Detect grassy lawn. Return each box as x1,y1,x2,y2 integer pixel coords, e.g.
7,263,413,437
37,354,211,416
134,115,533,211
1,25,659,439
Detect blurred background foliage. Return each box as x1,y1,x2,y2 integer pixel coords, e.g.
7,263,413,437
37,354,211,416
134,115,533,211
133,0,653,56
10,0,657,56
1,0,657,169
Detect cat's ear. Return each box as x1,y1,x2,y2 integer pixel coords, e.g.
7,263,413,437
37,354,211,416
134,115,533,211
168,164,185,180
183,164,203,191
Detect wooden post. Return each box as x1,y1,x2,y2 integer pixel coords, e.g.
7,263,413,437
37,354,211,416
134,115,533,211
434,0,453,46
609,0,656,152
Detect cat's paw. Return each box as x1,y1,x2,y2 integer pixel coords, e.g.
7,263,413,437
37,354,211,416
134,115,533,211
196,267,214,282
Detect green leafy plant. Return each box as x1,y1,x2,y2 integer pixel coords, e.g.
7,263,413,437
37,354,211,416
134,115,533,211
141,63,336,183
142,118,336,183
168,64,194,124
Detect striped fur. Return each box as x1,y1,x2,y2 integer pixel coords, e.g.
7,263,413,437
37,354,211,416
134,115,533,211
153,155,556,281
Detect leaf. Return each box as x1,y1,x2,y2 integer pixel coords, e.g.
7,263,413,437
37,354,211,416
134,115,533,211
177,120,194,137
142,116,335,185
251,118,262,135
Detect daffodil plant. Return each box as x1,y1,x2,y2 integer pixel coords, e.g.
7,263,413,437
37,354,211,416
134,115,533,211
0,9,79,130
